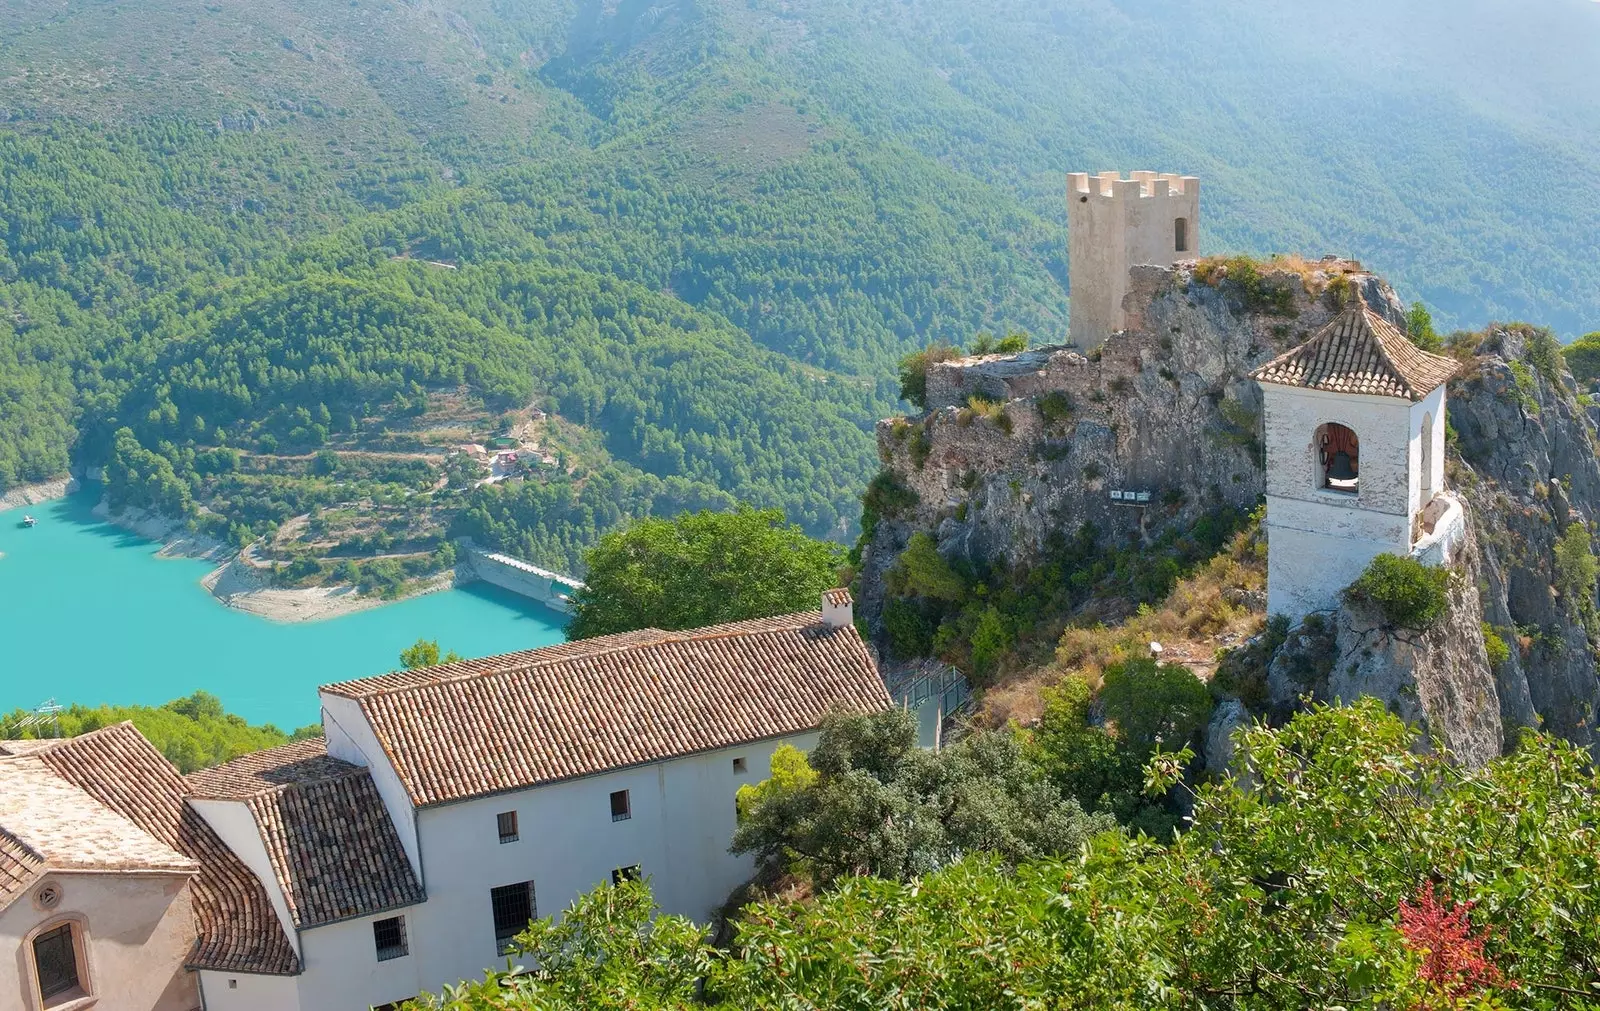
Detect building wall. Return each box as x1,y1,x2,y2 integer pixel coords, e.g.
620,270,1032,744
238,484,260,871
1261,383,1424,618
409,733,817,993
197,969,298,1011
290,914,423,1011
1407,385,1448,514
1067,172,1199,347
2,872,197,1011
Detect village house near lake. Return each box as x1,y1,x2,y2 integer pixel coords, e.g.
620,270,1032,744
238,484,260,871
1,592,888,1011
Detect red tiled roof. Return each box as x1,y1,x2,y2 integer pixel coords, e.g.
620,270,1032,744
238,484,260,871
322,612,890,808
0,826,45,908
187,737,351,798
30,724,301,975
1251,303,1457,400
190,741,424,929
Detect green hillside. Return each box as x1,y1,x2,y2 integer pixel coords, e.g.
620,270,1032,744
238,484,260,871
2,0,1596,573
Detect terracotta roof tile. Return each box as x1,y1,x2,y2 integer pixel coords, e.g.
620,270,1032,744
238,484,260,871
0,826,46,908
188,740,424,929
322,611,891,808
187,737,351,799
0,759,198,876
1251,303,1457,400
245,773,424,929
29,724,301,975
823,588,853,608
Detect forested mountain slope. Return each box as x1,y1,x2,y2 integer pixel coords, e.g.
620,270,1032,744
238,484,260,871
1,0,1595,574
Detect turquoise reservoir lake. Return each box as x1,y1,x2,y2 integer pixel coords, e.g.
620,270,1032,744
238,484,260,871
0,491,568,729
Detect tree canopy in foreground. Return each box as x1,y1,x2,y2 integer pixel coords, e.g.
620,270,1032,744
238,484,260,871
566,506,845,639
405,700,1600,1010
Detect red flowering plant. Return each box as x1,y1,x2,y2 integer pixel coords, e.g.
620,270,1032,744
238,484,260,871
1398,880,1511,1009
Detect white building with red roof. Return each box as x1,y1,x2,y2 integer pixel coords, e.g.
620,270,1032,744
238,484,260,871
2,591,887,1011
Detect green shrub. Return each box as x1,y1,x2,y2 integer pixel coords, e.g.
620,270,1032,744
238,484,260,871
888,533,968,602
1036,390,1073,426
908,424,933,470
1482,622,1511,666
995,332,1029,354
1407,301,1442,351
882,597,936,658
1553,522,1598,607
1344,554,1450,628
897,342,962,409
1562,332,1600,386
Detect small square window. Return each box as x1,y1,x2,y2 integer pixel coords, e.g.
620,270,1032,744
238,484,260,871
373,915,408,961
732,757,747,774
497,810,518,844
609,789,631,822
611,864,642,885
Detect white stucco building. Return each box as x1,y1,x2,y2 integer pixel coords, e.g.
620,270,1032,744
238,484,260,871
2,591,889,1011
1252,301,1463,619
1067,171,1200,347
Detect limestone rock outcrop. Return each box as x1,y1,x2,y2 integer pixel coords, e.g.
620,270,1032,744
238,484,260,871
1264,518,1503,766
859,259,1401,637
1448,327,1600,749
861,259,1600,766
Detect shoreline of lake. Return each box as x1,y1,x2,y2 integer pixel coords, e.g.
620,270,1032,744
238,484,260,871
0,492,570,727
93,501,472,624
0,474,79,512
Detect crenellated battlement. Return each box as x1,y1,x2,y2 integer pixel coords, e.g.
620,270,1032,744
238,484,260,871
1067,171,1199,201
1067,169,1201,347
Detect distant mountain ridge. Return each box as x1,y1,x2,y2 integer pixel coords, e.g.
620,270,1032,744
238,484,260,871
0,0,1595,565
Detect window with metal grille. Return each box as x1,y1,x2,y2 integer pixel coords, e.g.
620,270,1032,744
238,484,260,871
372,916,408,961
490,881,535,952
611,865,641,885
497,810,518,844
33,923,80,1000
732,757,747,774
609,789,631,822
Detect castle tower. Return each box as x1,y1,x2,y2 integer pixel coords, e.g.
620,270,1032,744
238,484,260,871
1067,171,1200,347
1251,300,1459,620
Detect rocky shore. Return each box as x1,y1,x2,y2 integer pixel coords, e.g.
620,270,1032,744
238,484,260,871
0,475,78,511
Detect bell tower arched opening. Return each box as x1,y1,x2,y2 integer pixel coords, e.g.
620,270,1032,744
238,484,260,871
1316,423,1359,493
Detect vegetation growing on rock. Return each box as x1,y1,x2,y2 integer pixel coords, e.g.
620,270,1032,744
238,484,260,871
1345,554,1451,629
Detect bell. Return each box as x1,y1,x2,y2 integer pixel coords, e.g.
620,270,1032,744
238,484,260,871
1327,451,1357,482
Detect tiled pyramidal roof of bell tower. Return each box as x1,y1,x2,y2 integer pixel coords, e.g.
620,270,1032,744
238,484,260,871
1251,302,1458,401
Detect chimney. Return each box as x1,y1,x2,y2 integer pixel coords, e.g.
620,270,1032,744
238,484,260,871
821,588,854,629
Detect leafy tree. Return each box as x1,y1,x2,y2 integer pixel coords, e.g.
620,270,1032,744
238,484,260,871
730,707,1113,885
399,639,464,669
1554,521,1598,608
567,507,845,639
412,702,1600,1010
1098,657,1213,757
1407,300,1442,351
405,880,711,1011
0,692,317,772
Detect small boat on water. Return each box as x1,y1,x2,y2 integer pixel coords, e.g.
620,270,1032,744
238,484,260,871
21,515,36,528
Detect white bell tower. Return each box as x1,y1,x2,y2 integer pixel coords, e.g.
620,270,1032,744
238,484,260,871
1252,300,1458,620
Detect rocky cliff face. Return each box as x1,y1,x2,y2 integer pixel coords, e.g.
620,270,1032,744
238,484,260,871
861,262,1600,763
858,259,1402,634
1265,517,1503,766
1448,327,1600,750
